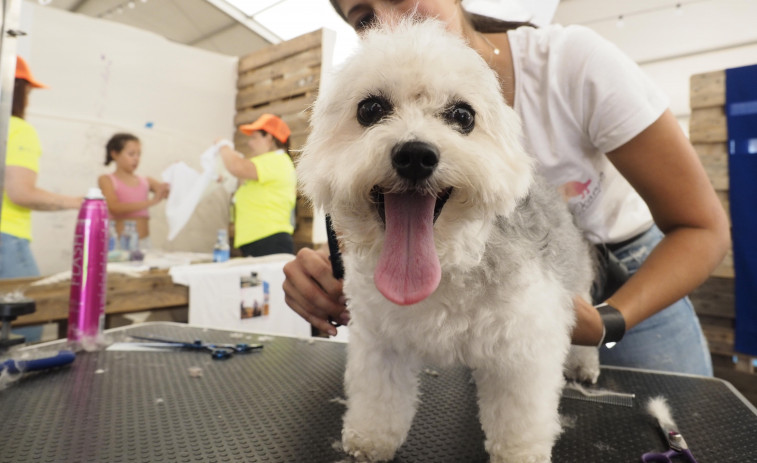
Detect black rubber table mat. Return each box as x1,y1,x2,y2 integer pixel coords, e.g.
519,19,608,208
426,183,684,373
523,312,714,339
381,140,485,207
0,322,755,462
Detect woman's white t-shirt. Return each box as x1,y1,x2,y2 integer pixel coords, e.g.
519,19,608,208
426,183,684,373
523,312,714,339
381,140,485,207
508,24,668,244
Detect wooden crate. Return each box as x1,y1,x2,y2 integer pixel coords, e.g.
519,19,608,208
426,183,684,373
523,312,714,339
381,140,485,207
690,70,732,278
0,271,189,337
234,29,328,249
689,70,756,406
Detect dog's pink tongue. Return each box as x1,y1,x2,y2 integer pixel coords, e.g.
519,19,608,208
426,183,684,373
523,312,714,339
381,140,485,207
375,192,441,305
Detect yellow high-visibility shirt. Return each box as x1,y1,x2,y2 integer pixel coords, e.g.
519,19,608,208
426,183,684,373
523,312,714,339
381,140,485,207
1,117,42,240
233,150,296,248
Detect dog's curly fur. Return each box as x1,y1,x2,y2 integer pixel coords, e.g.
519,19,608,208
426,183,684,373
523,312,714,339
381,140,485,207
297,19,599,463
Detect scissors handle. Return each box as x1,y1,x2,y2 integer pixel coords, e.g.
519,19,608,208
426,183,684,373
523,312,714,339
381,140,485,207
641,449,698,463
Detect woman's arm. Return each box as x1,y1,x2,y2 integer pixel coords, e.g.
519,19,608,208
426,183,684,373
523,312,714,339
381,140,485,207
4,165,82,210
218,145,258,181
98,175,160,215
571,109,730,345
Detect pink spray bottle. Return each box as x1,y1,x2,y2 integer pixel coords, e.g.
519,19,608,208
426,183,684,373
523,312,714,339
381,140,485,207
67,187,109,349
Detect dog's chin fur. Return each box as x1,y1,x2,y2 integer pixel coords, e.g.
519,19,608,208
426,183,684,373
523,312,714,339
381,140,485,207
297,18,599,463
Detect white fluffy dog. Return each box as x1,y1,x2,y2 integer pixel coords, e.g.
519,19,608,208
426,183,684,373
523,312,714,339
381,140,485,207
297,19,598,463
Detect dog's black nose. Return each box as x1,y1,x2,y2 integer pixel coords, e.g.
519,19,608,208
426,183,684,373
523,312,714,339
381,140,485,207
391,141,439,181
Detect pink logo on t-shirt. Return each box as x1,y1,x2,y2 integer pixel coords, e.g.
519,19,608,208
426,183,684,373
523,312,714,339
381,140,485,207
558,179,592,201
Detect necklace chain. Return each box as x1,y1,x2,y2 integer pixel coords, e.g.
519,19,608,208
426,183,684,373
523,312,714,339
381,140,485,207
479,33,501,56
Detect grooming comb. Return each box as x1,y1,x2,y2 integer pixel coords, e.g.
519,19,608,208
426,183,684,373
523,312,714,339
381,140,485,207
562,381,635,407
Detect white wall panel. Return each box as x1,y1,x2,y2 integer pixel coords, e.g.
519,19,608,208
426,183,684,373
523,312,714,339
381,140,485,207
17,3,238,275
554,0,757,120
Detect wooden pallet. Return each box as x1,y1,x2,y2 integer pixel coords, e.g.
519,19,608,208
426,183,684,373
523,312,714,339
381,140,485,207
234,29,328,248
0,270,188,338
689,70,755,406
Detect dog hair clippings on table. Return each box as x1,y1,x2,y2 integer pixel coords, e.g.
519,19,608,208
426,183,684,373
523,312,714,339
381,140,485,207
642,396,699,463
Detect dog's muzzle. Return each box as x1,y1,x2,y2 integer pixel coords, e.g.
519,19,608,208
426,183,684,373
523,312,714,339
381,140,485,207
391,141,439,182
371,140,450,228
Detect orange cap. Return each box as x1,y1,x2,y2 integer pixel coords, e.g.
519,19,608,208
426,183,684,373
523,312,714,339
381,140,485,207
239,114,290,144
15,56,48,89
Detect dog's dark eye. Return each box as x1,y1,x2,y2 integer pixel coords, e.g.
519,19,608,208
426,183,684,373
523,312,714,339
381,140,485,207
355,12,376,32
443,103,475,134
357,96,391,127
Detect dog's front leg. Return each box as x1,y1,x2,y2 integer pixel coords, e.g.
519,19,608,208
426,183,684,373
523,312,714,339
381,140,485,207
342,331,421,462
472,358,565,463
563,345,600,384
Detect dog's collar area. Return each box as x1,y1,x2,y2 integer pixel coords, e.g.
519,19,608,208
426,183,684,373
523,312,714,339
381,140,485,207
371,186,452,226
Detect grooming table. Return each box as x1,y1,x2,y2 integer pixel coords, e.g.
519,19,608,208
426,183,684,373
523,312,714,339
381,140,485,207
1,322,754,463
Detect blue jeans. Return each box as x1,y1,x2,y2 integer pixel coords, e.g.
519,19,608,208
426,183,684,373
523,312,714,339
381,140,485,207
0,233,44,342
0,232,40,278
599,226,714,376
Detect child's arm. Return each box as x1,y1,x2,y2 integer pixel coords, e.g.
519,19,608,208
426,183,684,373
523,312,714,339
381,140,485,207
98,175,162,215
147,177,170,200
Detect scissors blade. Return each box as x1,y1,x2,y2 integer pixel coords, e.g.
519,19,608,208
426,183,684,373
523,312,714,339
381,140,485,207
663,429,689,451
128,342,188,350
130,335,188,345
129,335,207,350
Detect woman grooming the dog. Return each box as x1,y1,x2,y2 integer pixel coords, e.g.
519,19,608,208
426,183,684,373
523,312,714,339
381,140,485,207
283,0,729,376
216,114,297,257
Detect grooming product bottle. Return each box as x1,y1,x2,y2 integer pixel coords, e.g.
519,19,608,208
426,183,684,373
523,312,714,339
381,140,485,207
67,188,109,346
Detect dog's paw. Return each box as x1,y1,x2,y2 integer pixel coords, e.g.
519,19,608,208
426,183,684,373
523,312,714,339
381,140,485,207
491,455,550,463
342,427,400,462
563,345,600,384
488,442,551,463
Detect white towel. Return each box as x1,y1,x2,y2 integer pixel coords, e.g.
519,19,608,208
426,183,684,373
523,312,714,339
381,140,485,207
161,143,221,241
169,256,341,340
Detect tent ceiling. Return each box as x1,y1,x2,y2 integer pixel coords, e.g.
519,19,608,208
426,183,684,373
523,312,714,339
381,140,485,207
40,0,757,67
45,0,276,57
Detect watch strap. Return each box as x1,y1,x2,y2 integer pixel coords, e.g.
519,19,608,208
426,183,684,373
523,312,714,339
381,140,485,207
595,302,626,346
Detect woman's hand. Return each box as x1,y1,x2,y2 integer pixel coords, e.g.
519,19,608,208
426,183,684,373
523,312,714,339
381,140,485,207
214,138,234,152
283,247,349,336
571,295,605,346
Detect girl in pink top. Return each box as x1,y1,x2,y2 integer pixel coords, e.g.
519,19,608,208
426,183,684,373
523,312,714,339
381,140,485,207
98,133,169,240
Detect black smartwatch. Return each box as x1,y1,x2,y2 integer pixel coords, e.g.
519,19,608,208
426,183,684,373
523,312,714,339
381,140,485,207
595,302,626,348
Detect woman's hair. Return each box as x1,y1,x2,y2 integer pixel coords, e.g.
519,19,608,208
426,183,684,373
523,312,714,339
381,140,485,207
465,11,534,33
327,1,533,33
105,133,140,166
260,130,291,155
12,78,28,119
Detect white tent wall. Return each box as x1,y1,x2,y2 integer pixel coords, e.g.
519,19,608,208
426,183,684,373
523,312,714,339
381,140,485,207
16,1,238,275
553,0,757,132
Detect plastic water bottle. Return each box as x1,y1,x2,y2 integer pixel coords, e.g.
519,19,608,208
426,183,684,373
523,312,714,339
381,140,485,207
68,188,109,348
119,220,135,252
119,220,143,261
213,228,230,263
127,223,143,261
108,221,118,251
